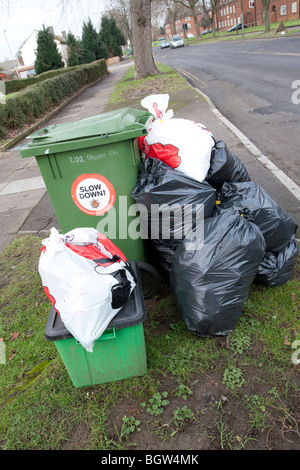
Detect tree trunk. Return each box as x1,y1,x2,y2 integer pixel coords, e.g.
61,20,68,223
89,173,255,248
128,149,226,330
191,6,201,39
261,0,271,32
130,0,159,79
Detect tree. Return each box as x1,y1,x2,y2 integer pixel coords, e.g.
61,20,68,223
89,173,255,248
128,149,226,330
103,0,133,48
199,0,222,38
130,0,159,79
81,18,99,63
81,18,109,63
66,31,81,66
95,37,109,61
155,0,184,37
200,11,211,31
99,15,125,58
261,0,271,32
34,25,64,74
171,0,202,39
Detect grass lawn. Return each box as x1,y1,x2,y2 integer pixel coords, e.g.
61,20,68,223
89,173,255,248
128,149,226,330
0,64,299,451
152,19,300,46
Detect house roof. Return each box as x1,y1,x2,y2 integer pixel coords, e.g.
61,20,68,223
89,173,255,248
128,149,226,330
18,28,66,54
0,59,20,71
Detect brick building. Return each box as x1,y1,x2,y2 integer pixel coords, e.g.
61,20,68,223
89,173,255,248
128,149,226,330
164,0,300,36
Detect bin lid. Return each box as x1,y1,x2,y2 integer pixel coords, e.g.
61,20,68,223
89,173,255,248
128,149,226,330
25,107,152,147
44,261,146,341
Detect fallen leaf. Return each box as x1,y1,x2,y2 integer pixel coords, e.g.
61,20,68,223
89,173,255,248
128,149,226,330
11,331,19,341
291,293,296,302
9,351,16,360
284,338,291,346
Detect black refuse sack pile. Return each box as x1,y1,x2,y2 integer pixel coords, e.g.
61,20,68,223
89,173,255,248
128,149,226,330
132,139,299,338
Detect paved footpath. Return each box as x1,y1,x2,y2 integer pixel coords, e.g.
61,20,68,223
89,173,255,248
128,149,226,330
0,58,299,253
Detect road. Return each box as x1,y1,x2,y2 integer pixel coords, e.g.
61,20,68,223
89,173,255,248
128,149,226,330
154,37,300,188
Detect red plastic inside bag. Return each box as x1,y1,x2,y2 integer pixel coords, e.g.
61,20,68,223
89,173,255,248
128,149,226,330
138,135,181,169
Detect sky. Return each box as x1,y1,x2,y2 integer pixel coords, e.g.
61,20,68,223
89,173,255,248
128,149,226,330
0,0,106,63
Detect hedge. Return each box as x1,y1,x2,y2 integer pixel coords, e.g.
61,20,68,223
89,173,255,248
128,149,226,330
0,59,107,139
5,63,93,95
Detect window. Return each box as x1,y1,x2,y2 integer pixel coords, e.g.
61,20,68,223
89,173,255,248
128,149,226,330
292,1,297,12
249,0,254,7
225,20,227,26
233,5,236,12
280,4,287,14
231,18,233,25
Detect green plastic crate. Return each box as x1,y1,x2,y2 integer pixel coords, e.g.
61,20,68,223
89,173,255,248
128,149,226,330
45,262,147,388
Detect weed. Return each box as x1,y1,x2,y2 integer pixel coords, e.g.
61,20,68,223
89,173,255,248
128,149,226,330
244,394,268,430
222,365,246,390
175,383,193,400
173,406,194,427
228,332,251,355
120,416,141,440
140,392,170,416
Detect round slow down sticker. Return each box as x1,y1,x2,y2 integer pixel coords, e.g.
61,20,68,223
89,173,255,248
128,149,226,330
71,173,116,216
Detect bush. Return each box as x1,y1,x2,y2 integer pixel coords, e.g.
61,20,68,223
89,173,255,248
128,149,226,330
5,60,106,95
0,105,8,139
1,59,107,138
5,99,26,129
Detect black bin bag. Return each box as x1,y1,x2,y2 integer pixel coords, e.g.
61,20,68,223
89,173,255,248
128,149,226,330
170,208,266,337
132,157,216,278
205,140,251,189
255,236,299,287
218,181,298,252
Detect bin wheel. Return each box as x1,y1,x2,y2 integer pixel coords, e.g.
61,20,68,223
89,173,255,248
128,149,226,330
137,262,161,299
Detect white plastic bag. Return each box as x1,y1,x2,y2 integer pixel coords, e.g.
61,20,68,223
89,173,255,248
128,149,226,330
39,227,135,352
139,94,215,182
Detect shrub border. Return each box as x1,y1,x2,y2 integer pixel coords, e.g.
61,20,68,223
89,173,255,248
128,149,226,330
0,66,109,153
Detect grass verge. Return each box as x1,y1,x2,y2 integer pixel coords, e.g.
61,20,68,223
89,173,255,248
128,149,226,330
0,234,299,450
108,62,189,110
153,19,300,46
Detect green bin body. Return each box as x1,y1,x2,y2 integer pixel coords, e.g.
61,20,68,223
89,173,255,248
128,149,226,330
20,108,152,261
45,261,147,388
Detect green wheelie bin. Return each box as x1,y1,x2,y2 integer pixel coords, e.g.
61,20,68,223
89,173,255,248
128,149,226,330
20,107,152,262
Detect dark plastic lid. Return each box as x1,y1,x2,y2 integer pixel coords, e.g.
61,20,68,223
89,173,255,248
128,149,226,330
44,261,146,341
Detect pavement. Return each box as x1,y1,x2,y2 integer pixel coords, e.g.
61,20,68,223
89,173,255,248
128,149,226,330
0,57,299,253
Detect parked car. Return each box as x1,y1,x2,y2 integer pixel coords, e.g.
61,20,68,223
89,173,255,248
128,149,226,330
170,36,184,49
124,47,133,55
27,69,36,77
160,39,170,49
202,28,212,35
227,23,244,32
